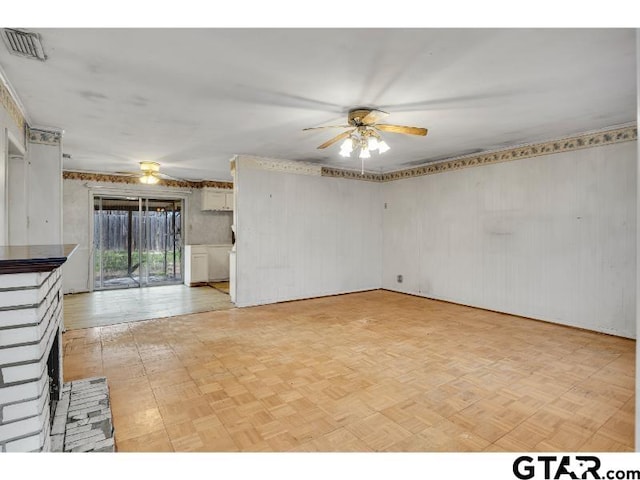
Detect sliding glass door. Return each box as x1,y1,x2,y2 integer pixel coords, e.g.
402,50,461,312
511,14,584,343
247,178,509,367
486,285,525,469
93,196,183,290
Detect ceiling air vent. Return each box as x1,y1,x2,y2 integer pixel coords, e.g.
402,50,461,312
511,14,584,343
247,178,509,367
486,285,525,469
2,28,46,61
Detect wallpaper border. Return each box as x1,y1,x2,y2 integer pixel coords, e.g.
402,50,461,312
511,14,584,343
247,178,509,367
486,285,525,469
63,125,637,187
28,127,63,146
62,171,233,190
0,79,26,133
320,125,638,183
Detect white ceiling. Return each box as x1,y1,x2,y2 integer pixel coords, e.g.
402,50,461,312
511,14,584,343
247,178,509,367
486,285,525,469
0,28,636,182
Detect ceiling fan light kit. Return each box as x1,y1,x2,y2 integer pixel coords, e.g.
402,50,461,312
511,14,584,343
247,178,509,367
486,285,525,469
138,161,161,184
304,108,428,174
139,173,160,184
116,161,179,184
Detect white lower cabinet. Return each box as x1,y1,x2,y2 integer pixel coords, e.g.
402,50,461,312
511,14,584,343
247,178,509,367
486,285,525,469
184,244,232,286
184,245,208,286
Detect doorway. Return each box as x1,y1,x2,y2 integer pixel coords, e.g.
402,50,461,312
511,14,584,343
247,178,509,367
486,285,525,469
93,196,183,290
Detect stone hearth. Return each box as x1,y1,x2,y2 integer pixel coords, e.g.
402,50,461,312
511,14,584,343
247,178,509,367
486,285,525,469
51,377,115,452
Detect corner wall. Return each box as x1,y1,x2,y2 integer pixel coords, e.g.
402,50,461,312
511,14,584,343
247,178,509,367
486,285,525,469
1,73,27,245
382,140,637,338
234,156,382,307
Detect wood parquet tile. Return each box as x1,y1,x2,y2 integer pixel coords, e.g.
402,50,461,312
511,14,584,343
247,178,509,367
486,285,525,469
114,428,174,452
62,289,636,452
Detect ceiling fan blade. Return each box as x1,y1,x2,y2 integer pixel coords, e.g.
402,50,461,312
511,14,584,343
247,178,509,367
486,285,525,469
303,125,350,131
361,109,389,125
375,124,428,136
317,130,354,149
158,172,186,181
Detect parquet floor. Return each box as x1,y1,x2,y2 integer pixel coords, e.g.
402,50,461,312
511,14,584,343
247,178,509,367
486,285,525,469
63,284,233,330
209,281,230,294
62,290,635,452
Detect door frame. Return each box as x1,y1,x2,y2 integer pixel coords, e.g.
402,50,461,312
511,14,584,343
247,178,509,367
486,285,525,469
87,184,192,292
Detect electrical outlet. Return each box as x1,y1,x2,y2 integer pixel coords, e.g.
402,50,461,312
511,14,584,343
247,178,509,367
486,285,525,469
397,274,403,283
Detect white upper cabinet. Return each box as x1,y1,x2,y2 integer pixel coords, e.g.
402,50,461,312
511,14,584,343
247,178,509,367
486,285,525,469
201,188,233,211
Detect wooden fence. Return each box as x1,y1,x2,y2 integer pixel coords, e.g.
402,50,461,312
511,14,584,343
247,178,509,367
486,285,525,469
93,210,181,252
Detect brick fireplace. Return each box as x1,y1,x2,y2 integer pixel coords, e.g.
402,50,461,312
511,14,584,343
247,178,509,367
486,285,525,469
0,245,74,452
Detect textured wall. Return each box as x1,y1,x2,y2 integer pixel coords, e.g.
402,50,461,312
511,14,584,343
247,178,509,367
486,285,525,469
62,179,232,293
187,188,233,245
382,141,637,338
234,157,382,307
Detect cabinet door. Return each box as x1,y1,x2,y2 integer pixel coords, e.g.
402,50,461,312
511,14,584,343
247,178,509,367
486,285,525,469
202,191,226,211
191,253,209,282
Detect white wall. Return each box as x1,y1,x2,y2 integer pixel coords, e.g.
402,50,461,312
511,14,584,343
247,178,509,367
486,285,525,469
26,141,63,245
635,27,639,452
382,141,637,338
234,158,382,307
0,129,6,244
62,179,91,294
62,178,233,293
7,154,27,244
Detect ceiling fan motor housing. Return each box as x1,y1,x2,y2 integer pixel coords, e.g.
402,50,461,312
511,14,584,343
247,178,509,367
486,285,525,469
348,109,375,126
139,161,160,173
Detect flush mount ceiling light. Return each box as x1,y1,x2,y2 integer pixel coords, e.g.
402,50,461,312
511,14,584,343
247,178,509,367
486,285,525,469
303,108,428,174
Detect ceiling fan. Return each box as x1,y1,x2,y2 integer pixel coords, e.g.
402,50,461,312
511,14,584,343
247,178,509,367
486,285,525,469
116,161,184,184
303,108,428,172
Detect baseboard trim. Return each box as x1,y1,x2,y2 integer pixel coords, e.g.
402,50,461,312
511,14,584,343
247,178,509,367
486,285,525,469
379,288,635,340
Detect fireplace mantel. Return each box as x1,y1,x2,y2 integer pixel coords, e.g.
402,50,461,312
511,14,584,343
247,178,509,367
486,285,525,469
0,244,77,274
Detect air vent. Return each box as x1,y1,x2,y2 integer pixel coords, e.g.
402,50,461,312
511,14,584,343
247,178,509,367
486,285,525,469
2,28,46,61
